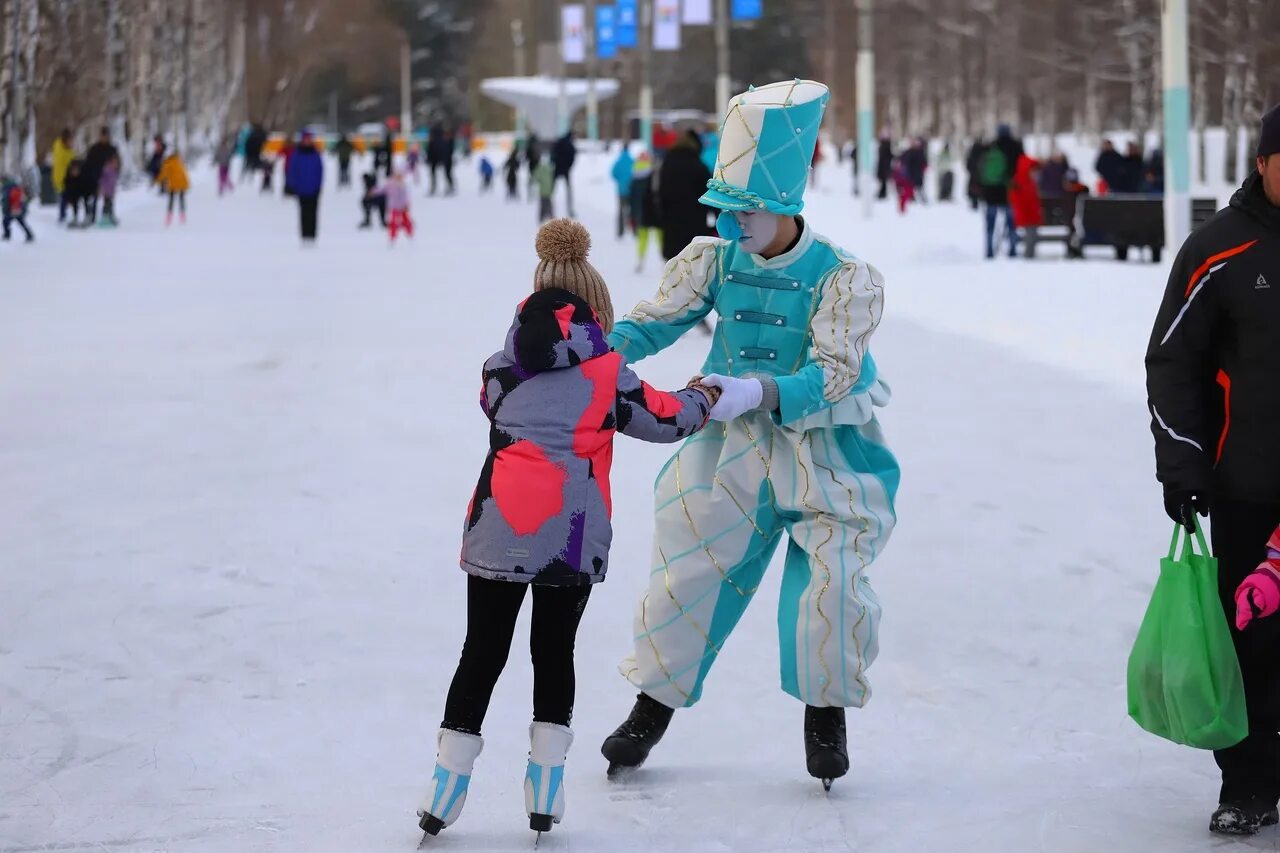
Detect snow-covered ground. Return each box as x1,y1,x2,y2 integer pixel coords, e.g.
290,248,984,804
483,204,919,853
1,153,1268,852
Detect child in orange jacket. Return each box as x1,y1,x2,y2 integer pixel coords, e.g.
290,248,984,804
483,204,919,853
157,150,191,226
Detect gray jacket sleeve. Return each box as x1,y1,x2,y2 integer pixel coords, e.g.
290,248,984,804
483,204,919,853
615,363,711,444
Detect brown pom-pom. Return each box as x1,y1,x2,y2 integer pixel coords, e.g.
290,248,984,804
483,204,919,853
536,218,592,263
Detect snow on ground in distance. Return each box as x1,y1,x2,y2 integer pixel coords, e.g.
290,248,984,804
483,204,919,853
1,153,1264,852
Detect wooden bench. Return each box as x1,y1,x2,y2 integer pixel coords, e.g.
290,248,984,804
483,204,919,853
1023,195,1078,259
1079,195,1165,263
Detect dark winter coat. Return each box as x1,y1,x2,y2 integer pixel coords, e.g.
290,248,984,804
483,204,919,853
657,142,715,261
876,139,893,182
1037,158,1069,196
334,138,354,166
525,135,542,170
427,129,453,167
1095,148,1126,192
903,145,928,188
287,144,324,197
1114,153,1145,193
462,289,711,585
629,169,659,229
245,127,267,168
552,135,576,178
966,141,986,199
84,140,119,187
979,133,1023,206
1146,171,1280,504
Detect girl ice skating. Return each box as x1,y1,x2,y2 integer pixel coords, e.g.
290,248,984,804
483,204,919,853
384,170,413,243
157,149,191,226
416,219,720,842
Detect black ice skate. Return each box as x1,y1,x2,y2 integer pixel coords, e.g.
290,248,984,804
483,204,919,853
804,705,849,791
601,693,674,777
1210,802,1280,836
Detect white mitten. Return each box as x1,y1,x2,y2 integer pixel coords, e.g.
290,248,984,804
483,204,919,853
700,374,764,422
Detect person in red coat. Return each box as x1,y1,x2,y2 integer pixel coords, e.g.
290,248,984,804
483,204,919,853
1008,153,1044,257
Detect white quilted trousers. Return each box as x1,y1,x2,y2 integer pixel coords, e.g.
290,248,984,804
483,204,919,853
620,410,897,709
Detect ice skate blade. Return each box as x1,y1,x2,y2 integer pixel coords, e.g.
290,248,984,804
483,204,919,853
418,813,445,836
607,761,641,780
822,778,833,792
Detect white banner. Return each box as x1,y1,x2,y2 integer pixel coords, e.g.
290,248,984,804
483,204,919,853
683,0,713,24
561,4,586,64
654,0,682,50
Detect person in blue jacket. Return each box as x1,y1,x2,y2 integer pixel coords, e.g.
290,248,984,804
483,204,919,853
286,132,325,242
610,146,634,239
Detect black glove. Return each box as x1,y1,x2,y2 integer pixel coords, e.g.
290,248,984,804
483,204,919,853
1164,487,1210,533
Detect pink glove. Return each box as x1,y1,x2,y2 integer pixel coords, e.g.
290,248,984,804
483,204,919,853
1234,563,1280,631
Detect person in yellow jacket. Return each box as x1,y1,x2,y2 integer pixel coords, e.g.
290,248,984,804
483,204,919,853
51,129,75,222
156,150,191,226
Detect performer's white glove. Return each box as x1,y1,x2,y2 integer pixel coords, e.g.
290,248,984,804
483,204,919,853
700,374,764,422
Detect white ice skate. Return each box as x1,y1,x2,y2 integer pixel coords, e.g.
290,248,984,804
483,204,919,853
524,722,574,837
417,729,483,837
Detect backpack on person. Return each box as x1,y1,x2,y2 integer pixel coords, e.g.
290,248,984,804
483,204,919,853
980,146,1009,188
4,182,23,215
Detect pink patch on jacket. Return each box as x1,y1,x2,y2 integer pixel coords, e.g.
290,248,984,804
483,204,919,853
641,382,683,419
491,440,567,535
574,353,622,516
554,303,576,340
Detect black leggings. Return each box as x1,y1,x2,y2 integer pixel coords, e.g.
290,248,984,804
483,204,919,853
167,191,186,213
1212,499,1280,805
442,575,591,735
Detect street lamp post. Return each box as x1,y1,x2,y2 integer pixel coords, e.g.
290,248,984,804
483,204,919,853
639,0,653,154
856,0,875,217
512,19,527,139
586,0,599,141
1162,0,1191,249
715,0,730,120
400,31,413,152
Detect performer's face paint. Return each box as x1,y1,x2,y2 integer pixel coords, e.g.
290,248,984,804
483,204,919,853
716,210,780,254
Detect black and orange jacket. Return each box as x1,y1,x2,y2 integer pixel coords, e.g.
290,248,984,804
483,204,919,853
1146,171,1280,502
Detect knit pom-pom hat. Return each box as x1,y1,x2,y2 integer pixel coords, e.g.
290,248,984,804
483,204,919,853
533,219,615,333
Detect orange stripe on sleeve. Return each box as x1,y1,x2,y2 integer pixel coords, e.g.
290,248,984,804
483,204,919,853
1184,240,1258,298
1215,370,1232,465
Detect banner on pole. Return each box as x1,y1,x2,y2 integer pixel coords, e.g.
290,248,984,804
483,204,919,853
596,5,617,59
683,0,713,24
732,0,762,21
654,0,681,50
616,0,637,48
561,4,586,64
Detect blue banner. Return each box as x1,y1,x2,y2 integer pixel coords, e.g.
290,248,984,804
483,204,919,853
616,0,637,48
596,5,617,59
732,0,762,20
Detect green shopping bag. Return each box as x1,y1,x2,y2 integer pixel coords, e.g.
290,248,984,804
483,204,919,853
1126,520,1248,749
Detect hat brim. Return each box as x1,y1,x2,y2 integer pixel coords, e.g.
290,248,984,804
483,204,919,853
698,186,762,212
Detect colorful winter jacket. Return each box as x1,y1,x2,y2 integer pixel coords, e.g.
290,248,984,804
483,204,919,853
51,138,74,192
2,179,26,216
461,289,712,585
157,155,190,193
98,163,120,198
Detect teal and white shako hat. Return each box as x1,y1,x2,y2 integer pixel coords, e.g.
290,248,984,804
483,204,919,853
700,79,829,217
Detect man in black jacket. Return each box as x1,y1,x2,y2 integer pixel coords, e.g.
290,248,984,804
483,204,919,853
1146,102,1280,837
551,132,577,218
82,127,119,225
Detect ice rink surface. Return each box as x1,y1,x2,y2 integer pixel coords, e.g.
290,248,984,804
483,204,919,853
4,153,1268,851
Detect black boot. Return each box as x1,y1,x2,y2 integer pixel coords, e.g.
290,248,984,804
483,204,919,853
804,705,849,790
1210,801,1280,836
601,693,674,776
